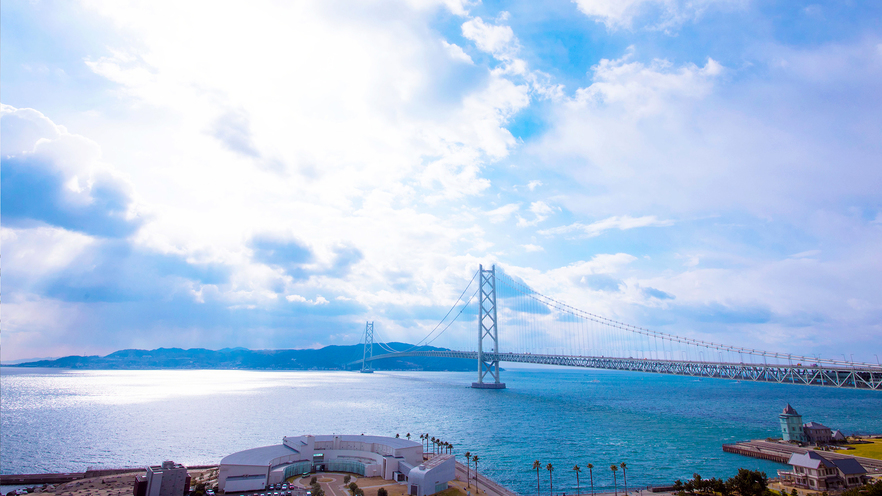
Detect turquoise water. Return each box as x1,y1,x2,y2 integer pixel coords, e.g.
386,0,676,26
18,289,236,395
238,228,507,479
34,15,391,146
2,367,881,495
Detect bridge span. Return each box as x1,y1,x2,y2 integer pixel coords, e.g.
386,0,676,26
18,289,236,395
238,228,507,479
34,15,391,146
350,264,882,390
353,350,882,390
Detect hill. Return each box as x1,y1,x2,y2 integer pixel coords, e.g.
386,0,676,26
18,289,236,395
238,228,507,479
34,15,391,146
10,343,475,371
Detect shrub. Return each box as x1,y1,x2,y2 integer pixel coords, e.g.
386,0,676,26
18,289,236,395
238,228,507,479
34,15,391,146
311,477,318,485
344,476,351,484
379,488,389,496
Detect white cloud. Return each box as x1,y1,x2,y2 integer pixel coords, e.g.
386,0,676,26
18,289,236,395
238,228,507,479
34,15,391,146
487,203,520,223
517,200,556,227
442,41,474,64
286,294,330,305
461,16,518,60
571,0,745,31
540,215,673,237
527,180,543,191
573,51,723,117
522,244,545,252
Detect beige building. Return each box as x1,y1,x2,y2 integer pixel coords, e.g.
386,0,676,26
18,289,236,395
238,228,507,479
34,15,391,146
777,451,868,491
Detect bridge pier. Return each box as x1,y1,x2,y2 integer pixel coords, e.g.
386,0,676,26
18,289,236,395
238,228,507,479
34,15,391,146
472,264,505,389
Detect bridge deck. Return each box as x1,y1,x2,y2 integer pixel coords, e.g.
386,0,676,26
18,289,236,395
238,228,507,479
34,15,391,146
351,350,882,390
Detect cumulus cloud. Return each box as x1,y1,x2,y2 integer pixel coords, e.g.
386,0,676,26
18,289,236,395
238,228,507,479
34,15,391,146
573,51,723,117
461,16,518,60
286,294,330,305
1,105,142,238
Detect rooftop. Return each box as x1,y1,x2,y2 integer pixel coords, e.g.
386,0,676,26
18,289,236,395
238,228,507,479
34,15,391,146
782,404,800,416
788,451,835,469
831,458,867,475
804,422,831,430
414,455,453,472
221,444,298,466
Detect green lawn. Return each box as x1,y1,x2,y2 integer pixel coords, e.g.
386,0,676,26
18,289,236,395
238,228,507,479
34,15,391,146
833,439,882,460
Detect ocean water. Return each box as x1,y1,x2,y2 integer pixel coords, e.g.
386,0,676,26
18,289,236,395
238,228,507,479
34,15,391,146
2,367,881,495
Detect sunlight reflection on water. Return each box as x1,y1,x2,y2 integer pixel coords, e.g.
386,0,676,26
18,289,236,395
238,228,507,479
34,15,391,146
2,367,881,495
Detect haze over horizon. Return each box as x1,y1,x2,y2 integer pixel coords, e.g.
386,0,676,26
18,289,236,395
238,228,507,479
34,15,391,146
2,0,881,363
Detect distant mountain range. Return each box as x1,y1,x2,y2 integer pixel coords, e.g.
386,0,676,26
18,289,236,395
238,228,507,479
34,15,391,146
6,343,475,371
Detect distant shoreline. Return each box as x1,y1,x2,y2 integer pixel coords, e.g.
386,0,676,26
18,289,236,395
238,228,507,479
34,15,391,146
2,344,476,372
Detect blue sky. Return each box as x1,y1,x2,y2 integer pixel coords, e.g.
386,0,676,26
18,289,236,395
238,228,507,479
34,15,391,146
2,0,881,362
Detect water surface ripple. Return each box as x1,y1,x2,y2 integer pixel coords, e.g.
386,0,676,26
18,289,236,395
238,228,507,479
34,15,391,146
2,367,881,495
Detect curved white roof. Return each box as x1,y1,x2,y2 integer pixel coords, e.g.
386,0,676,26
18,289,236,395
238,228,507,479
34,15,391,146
221,444,299,466
311,434,421,449
222,435,422,468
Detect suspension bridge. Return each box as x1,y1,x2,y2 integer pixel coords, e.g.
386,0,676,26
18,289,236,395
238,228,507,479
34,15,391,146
350,265,882,390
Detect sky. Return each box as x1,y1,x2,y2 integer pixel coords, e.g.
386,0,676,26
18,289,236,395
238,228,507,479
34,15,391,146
2,0,881,363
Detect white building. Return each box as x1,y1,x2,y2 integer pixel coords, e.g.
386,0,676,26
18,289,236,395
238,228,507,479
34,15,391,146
219,435,450,495
144,461,190,496
406,455,456,496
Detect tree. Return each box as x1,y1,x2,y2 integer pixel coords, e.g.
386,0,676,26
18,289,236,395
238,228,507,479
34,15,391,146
620,463,627,496
610,465,618,496
406,433,411,440
349,482,359,493
573,465,581,496
311,476,318,485
533,461,542,496
727,469,768,496
449,444,455,454
547,463,554,496
841,479,882,496
396,433,400,438
466,452,472,488
344,475,351,484
378,488,389,496
474,455,480,493
587,464,594,496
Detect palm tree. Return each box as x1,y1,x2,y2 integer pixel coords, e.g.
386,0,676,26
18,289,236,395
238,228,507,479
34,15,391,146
473,455,480,493
420,434,426,452
449,444,455,454
610,465,618,496
533,461,542,496
587,464,594,496
406,433,411,440
396,433,400,438
573,465,581,496
465,452,472,488
620,463,627,496
547,463,554,496
431,437,436,454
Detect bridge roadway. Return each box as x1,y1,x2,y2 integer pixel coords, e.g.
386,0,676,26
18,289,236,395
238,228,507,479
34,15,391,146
355,350,882,390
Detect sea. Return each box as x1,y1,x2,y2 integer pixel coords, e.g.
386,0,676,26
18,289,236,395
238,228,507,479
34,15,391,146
2,366,881,495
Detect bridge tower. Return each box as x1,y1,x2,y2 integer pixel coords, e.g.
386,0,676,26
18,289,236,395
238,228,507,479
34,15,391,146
472,264,505,389
361,321,374,373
